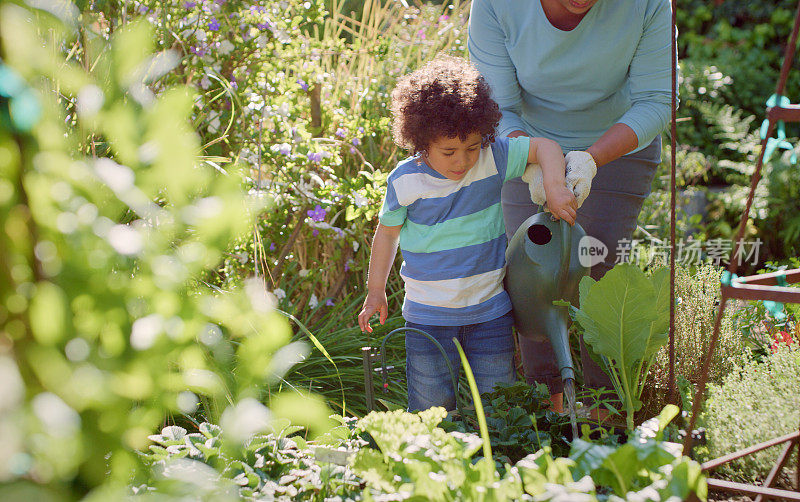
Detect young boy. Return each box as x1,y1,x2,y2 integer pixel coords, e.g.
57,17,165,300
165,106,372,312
357,55,578,412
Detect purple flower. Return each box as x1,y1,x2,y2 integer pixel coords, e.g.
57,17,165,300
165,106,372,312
271,143,291,156
307,205,327,222
190,45,207,57
357,127,364,134
352,137,361,146
307,152,323,163
297,78,309,91
333,228,345,238
138,5,149,14
349,146,357,154
256,21,271,30
184,1,196,8
269,242,276,251
325,299,335,306
312,229,319,237
208,18,220,31
335,127,347,138
344,262,350,272
230,79,238,90
439,14,450,22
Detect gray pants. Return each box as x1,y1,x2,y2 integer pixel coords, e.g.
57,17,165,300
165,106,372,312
502,136,661,394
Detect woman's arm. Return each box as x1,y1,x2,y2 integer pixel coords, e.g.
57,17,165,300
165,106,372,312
611,0,675,160
357,223,402,333
585,123,639,168
468,0,529,138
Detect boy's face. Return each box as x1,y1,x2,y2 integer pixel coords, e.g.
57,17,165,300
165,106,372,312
423,132,483,181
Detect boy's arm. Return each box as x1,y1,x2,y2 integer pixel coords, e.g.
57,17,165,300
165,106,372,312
527,138,578,225
358,223,402,333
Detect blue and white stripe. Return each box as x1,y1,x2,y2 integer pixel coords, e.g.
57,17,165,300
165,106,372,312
378,136,530,326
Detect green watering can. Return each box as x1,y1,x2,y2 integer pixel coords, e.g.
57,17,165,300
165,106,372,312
505,213,590,435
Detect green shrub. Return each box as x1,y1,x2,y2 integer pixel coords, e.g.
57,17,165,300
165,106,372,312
701,344,800,484
644,263,748,414
138,419,365,500
0,3,332,498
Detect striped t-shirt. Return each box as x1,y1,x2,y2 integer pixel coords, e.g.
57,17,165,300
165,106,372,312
379,136,531,326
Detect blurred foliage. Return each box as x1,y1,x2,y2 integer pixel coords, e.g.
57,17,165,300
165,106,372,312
0,0,335,498
639,0,800,269
137,418,366,499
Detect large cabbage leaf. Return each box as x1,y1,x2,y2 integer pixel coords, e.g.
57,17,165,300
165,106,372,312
570,264,670,430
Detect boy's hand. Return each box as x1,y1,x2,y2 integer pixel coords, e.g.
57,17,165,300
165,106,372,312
358,290,389,333
544,182,578,225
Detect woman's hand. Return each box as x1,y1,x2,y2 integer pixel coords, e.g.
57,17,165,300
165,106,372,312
358,290,389,333
544,182,578,225
565,151,597,208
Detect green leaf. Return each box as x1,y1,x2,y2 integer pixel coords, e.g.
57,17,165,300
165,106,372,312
578,264,657,364
568,438,616,479
644,267,671,359
199,423,221,439
572,264,671,429
350,449,398,493
598,444,639,495
29,282,68,345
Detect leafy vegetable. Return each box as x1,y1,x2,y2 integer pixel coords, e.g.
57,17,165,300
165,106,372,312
351,405,706,501
442,381,595,468
565,263,671,430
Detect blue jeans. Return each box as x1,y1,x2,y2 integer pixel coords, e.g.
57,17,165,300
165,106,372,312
405,311,516,412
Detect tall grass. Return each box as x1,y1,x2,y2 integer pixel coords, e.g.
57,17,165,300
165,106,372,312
257,1,472,414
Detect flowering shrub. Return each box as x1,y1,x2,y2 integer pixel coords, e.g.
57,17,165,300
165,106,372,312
701,343,800,484
93,0,473,317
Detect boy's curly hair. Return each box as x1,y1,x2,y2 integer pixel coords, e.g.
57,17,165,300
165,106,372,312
391,55,501,154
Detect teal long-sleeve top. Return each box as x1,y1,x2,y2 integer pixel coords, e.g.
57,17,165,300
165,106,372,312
468,0,674,153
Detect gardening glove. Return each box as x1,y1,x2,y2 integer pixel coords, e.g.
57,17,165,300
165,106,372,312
521,163,547,207
565,151,597,208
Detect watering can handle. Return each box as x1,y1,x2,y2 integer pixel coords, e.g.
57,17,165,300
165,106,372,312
558,218,572,299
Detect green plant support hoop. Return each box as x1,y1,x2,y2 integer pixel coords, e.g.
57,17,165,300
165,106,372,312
378,327,464,419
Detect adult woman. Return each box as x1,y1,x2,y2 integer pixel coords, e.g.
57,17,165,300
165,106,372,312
468,0,674,410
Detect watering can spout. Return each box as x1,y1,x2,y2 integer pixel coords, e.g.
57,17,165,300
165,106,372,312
505,213,590,430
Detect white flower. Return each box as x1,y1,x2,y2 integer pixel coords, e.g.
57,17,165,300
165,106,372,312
276,102,291,117
352,191,369,207
273,288,286,300
352,240,360,253
298,269,309,277
308,294,318,308
218,40,234,55
200,75,211,90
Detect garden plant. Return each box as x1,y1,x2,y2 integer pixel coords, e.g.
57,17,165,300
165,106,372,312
1,0,799,500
